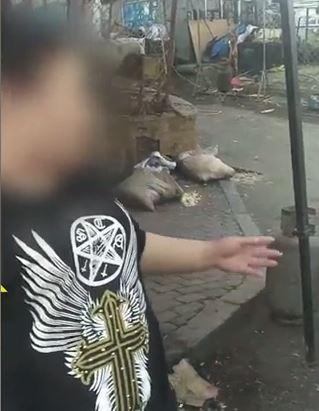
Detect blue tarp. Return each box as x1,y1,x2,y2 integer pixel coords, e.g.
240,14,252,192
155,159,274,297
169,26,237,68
123,1,155,29
210,24,247,61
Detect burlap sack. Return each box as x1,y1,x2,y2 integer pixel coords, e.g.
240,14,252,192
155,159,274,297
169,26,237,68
116,169,183,211
178,146,235,182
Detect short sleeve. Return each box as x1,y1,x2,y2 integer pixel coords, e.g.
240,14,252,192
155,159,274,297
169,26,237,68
132,218,146,261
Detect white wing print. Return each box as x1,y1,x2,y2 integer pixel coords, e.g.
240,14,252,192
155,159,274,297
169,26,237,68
14,208,151,411
14,231,94,353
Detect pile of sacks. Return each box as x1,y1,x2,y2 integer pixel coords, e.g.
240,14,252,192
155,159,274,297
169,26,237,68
115,148,235,211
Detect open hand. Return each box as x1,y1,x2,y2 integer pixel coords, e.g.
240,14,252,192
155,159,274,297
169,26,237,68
211,236,282,277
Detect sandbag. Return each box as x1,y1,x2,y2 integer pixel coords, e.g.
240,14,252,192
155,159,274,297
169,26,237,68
116,169,183,211
178,146,235,182
158,171,184,201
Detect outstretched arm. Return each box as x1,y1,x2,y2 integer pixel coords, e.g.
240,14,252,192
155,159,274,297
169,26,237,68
141,233,282,278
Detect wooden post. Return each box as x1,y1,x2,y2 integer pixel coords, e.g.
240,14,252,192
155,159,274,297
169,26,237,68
164,0,178,102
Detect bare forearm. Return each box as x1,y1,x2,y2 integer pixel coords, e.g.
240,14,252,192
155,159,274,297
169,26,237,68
140,232,281,278
141,233,214,275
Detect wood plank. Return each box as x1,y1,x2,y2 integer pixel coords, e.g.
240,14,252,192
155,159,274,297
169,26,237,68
188,19,234,64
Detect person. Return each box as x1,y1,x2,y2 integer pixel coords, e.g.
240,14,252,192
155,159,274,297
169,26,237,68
1,8,282,411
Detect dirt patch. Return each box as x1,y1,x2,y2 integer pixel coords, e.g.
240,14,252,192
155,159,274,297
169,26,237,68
191,293,319,411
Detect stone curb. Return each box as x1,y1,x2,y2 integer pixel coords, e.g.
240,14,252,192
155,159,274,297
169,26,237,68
219,179,261,237
165,180,266,365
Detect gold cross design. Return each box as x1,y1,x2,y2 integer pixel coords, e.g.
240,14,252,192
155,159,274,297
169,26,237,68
72,291,149,411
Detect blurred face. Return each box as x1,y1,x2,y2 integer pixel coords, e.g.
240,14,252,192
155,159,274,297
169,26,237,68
2,52,96,179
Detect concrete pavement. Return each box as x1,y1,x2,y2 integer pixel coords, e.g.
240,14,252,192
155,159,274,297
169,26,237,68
197,104,319,233
131,104,319,364
133,181,264,362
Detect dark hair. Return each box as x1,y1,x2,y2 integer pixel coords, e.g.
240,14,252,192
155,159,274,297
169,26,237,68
1,5,72,83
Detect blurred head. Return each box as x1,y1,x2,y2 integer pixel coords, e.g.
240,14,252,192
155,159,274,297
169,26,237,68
1,8,96,195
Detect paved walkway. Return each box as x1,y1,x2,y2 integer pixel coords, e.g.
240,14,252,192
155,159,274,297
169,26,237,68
133,181,264,362
197,104,319,233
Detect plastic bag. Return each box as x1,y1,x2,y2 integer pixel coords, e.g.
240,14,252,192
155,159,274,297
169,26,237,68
145,24,168,40
169,359,219,407
135,151,176,173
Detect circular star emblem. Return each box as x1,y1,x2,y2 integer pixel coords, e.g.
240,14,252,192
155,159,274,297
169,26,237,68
71,215,126,287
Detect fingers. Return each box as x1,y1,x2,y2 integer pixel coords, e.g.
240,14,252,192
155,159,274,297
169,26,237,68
244,266,265,277
252,247,283,259
239,236,275,247
246,253,280,277
249,257,279,268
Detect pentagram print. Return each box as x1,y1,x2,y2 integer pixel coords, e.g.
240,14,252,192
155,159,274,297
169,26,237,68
71,216,126,287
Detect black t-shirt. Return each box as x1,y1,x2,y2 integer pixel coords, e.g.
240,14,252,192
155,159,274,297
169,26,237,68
1,188,177,411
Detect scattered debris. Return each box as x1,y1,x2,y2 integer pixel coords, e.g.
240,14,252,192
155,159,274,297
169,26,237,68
230,76,242,88
181,191,202,207
308,95,319,111
145,23,168,41
254,329,265,335
269,65,285,73
232,170,263,186
199,109,223,116
168,94,198,117
204,111,223,116
260,108,275,114
169,359,219,408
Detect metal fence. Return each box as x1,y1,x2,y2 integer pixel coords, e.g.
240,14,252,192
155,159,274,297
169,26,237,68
200,0,319,65
122,0,165,29
261,0,319,65
85,0,166,37
257,0,319,106
10,1,319,100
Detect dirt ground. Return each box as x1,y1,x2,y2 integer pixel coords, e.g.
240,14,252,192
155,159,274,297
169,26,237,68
188,293,319,411
172,71,319,124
